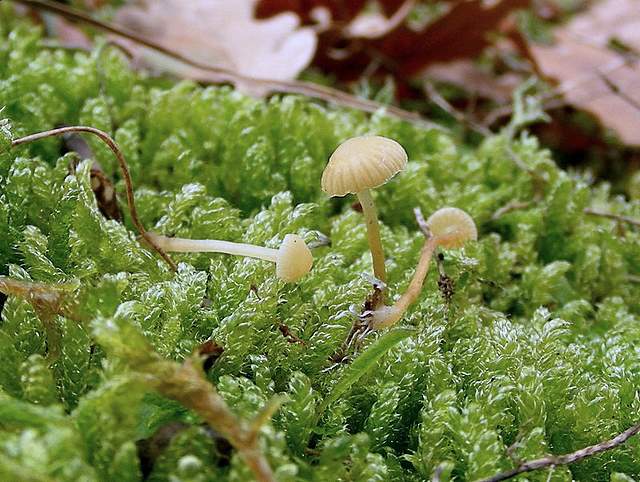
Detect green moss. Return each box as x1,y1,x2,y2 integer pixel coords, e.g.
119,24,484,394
1,8,640,481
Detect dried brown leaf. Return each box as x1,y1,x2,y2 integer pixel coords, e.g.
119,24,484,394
528,0,640,145
273,0,530,84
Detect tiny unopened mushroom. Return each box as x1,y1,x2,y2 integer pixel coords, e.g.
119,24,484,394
147,233,313,283
368,207,477,329
322,135,407,284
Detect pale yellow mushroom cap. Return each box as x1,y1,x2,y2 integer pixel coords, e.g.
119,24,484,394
427,207,477,249
321,136,408,197
276,234,314,283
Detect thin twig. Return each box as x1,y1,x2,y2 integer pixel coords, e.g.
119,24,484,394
598,72,640,113
477,421,640,482
584,208,640,227
13,0,441,130
423,81,535,176
12,126,178,270
491,200,532,220
414,206,431,238
424,81,492,137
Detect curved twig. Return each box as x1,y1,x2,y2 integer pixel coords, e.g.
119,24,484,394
12,126,177,271
13,0,440,130
477,421,640,482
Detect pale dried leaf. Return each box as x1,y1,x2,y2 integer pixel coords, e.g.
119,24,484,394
113,0,317,96
529,0,640,145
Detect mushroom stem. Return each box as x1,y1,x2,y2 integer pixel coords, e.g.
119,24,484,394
369,236,438,329
149,234,278,263
356,188,386,284
395,237,438,312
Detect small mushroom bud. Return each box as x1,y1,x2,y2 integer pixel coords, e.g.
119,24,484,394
425,207,478,249
147,233,313,283
322,136,408,284
369,207,476,329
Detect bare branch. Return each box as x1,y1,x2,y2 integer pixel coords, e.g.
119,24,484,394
491,200,532,220
477,421,640,482
13,0,440,130
12,126,178,271
584,208,640,227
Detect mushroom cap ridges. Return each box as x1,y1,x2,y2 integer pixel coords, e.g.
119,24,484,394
321,135,408,197
276,234,314,283
427,207,477,248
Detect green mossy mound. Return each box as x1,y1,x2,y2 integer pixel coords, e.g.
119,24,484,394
1,8,640,481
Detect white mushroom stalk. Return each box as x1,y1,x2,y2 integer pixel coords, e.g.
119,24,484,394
322,135,408,285
368,207,477,329
147,233,313,283
357,188,386,285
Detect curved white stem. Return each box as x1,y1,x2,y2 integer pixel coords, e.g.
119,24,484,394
148,234,278,263
369,237,438,329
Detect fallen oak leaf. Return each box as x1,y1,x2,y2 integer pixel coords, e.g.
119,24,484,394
527,0,640,145
112,0,317,96
370,0,531,77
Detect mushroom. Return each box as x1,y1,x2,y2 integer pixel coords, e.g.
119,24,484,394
322,135,407,284
147,233,313,283
368,207,477,329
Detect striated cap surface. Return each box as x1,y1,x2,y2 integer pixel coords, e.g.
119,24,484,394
427,207,477,248
321,136,408,197
276,234,313,283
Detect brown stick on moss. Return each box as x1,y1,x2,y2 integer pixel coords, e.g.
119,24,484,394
584,207,640,227
136,354,276,482
478,421,640,482
0,276,274,480
11,126,177,271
